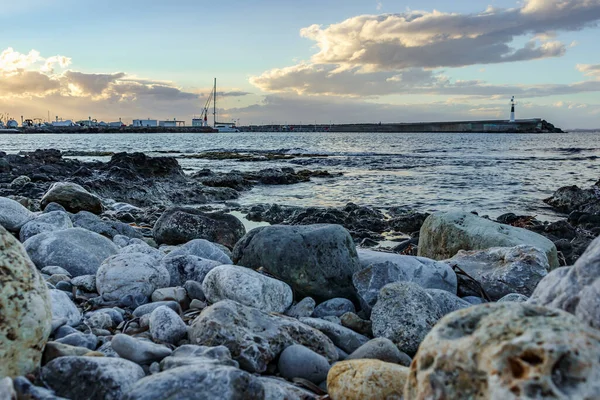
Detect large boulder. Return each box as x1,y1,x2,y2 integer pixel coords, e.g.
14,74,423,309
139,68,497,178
19,211,73,242
153,207,246,248
24,228,119,277
447,245,549,300
529,236,600,329
405,303,600,399
0,197,34,231
418,210,559,269
202,265,293,313
232,224,361,300
189,300,338,373
41,182,103,214
0,225,52,378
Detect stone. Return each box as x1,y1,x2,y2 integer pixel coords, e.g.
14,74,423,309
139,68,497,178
97,341,119,358
463,296,485,305
19,211,73,242
327,359,409,400
54,325,77,339
189,299,206,310
49,289,81,327
313,298,355,318
41,266,71,277
299,317,369,354
153,207,246,248
340,312,372,336
164,238,233,264
43,202,67,213
42,356,145,400
12,376,67,400
46,274,70,286
24,228,119,277
0,196,34,231
0,226,51,378
122,365,264,400
425,288,471,316
132,301,180,317
85,312,114,330
55,332,98,350
371,282,441,355
202,265,293,313
160,255,221,287
418,210,559,269
111,334,172,365
346,337,412,366
528,236,600,329
151,287,188,304
0,377,16,400
96,253,170,303
405,303,600,399
353,249,457,315
119,244,163,260
189,300,338,373
285,297,316,319
41,182,103,214
233,224,361,300
278,345,330,384
498,293,529,302
159,344,238,370
149,306,187,344
71,275,96,292
42,341,96,365
71,211,142,239
258,376,321,400
183,280,205,301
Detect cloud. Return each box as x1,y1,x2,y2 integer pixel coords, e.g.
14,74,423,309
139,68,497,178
577,63,600,77
220,91,252,97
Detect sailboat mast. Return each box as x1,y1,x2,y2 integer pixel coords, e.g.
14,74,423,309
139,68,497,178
213,78,217,127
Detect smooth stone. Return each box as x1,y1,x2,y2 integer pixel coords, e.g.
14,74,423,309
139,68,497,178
371,282,441,356
71,211,142,239
299,317,369,354
164,238,233,264
42,341,96,365
55,332,98,351
42,356,145,400
259,376,321,400
498,293,529,302
41,182,103,214
327,359,409,400
425,288,471,316
189,299,207,310
285,297,316,319
151,287,188,304
113,234,133,248
149,306,187,344
346,337,412,366
19,211,73,242
160,254,221,287
71,274,96,292
0,225,52,377
340,312,372,336
41,266,71,277
189,300,338,373
313,298,355,318
159,344,238,370
418,210,559,269
132,301,180,317
49,289,81,327
233,224,361,300
406,303,600,399
119,244,163,261
278,344,330,384
24,228,119,277
202,265,293,313
43,202,67,213
0,196,34,231
183,280,205,301
111,334,172,365
54,325,78,339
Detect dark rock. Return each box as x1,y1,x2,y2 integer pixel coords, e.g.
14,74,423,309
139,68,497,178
340,312,373,337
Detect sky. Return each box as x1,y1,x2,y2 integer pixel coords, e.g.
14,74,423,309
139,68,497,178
0,0,599,128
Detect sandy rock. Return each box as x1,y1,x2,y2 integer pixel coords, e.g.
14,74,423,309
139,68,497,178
327,359,408,400
0,226,52,378
346,337,412,366
0,197,34,231
111,334,172,365
149,306,187,344
41,182,103,214
278,345,330,384
202,265,293,313
19,211,73,242
405,303,600,399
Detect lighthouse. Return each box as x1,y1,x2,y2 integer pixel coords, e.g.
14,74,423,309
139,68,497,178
509,96,516,123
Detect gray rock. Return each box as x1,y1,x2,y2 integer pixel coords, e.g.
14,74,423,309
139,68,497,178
132,301,180,317
96,253,170,303
446,245,549,300
159,344,238,370
425,288,471,316
189,299,207,310
299,317,369,354
233,224,361,300
41,182,103,214
86,312,114,330
71,211,142,239
111,334,172,364
189,300,338,373
313,298,355,318
371,282,442,355
54,332,98,350
13,375,68,400
41,266,71,276
24,228,119,277
113,234,133,248
122,365,264,400
184,280,205,301
10,175,31,188
418,210,559,269
346,337,412,366
71,274,96,292
151,286,188,304
165,238,233,264
43,202,67,213
463,296,485,305
202,265,293,313
278,344,330,384
119,244,164,261
46,274,71,286
149,306,187,344
497,293,529,302
49,289,81,327
160,254,221,287
53,325,78,339
353,249,457,315
19,211,73,242
85,308,124,325
153,207,246,248
0,196,34,231
285,297,316,319
97,341,119,357
259,376,321,400
42,356,145,400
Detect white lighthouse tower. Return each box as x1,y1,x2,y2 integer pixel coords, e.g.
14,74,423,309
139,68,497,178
509,96,516,123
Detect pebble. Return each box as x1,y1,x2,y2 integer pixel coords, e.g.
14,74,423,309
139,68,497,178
133,301,180,318
111,334,172,365
285,297,316,318
149,306,188,344
278,344,330,384
313,298,355,318
183,280,205,301
55,332,98,351
299,317,369,354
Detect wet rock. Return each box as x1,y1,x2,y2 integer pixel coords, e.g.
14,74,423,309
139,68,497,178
159,345,238,370
419,210,559,269
299,317,369,354
388,210,430,235
24,228,119,277
42,356,145,400
19,211,73,242
122,365,264,400
41,182,103,214
278,345,330,384
328,359,409,400
544,184,600,214
313,298,355,318
0,196,34,231
149,306,187,344
233,224,361,300
202,265,293,313
346,337,411,366
285,297,316,319
153,207,246,248
0,226,52,377
340,312,372,337
96,253,170,303
111,334,172,365
371,282,441,355
405,303,600,399
164,238,233,264
189,300,338,373
498,293,529,302
71,211,142,239
49,289,81,327
425,288,471,316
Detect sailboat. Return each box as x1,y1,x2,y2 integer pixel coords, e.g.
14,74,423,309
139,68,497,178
193,78,239,132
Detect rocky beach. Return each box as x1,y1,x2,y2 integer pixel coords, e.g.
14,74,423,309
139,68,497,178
1,148,600,399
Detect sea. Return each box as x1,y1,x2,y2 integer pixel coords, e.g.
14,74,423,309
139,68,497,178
1,131,599,221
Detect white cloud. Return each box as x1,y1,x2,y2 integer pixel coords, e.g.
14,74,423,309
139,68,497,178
577,63,600,77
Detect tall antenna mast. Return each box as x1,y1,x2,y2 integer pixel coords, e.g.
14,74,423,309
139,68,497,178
213,78,217,127
509,96,516,123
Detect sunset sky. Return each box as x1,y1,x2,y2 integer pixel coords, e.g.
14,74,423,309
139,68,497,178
1,0,599,128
